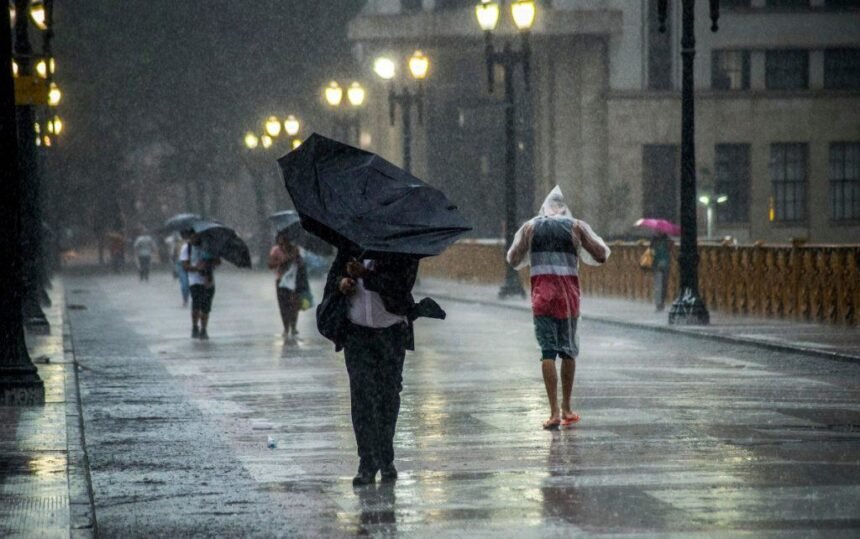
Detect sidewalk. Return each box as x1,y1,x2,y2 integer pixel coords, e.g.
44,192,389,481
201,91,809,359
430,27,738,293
416,277,860,362
0,280,96,538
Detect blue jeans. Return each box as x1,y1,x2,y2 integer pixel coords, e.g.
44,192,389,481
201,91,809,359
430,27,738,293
176,262,190,304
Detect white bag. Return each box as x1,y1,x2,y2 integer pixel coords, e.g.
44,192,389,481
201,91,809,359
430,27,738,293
278,264,298,290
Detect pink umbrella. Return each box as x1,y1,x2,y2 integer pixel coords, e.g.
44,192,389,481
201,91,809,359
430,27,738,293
635,218,681,236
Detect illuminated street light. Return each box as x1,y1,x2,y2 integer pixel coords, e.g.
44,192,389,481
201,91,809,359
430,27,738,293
261,134,273,149
347,82,366,107
511,0,536,31
408,50,429,80
291,138,302,150
12,59,18,78
324,80,343,107
35,58,47,78
373,57,396,81
475,0,500,31
47,81,61,106
51,115,62,135
264,115,282,137
29,0,47,30
283,114,300,136
244,131,259,149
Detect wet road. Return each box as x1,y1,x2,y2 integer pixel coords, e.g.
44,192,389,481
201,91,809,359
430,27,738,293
65,270,860,537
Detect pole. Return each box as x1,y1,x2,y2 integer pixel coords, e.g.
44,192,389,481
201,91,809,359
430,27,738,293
668,0,709,324
15,0,49,329
499,53,525,298
0,2,45,404
401,92,413,174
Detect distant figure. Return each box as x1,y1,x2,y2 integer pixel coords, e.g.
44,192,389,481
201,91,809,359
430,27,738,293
133,232,156,281
168,231,191,307
267,232,307,340
180,232,220,340
108,232,125,273
507,186,610,430
650,232,673,312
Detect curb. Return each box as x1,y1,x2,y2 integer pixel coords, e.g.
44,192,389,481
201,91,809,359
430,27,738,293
61,287,99,538
420,289,860,364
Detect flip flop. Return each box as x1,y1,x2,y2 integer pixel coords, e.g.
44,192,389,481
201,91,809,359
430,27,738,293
561,413,581,426
543,418,561,430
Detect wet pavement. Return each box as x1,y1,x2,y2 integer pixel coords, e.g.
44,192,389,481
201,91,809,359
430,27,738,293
45,270,860,536
0,280,95,539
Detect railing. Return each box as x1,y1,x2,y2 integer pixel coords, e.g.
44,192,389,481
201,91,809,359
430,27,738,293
421,239,860,325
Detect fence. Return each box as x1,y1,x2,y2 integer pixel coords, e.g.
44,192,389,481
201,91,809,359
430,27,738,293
421,239,860,325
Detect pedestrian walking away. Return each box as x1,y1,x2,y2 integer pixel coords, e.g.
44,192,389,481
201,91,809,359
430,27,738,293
507,186,610,430
268,231,309,340
133,231,156,282
167,231,191,306
180,231,221,340
650,232,674,312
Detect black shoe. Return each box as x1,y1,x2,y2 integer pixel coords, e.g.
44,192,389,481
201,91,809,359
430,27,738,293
352,468,377,487
199,329,209,340
380,463,397,483
191,326,200,339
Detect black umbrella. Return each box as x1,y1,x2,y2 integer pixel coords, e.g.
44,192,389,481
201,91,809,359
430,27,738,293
191,220,251,268
269,210,334,256
277,133,471,258
160,213,202,235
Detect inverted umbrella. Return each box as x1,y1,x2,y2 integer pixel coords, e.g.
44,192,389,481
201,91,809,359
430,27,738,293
277,133,471,258
635,218,681,237
269,210,333,256
191,220,251,268
161,213,202,235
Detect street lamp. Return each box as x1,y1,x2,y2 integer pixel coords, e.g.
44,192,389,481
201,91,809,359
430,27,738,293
698,194,728,240
475,0,534,298
324,80,365,145
374,50,429,174
243,131,259,149
284,114,300,137
659,0,721,325
264,115,282,137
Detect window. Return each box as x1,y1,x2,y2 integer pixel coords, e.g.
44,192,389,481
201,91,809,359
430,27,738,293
401,0,422,12
712,50,750,90
715,144,751,223
642,145,679,222
829,143,860,220
648,0,673,90
434,0,474,9
721,0,752,7
825,0,860,8
770,143,807,222
824,48,860,90
766,50,809,90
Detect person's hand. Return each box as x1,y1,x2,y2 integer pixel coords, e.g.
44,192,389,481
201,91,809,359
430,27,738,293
346,260,366,278
339,277,356,295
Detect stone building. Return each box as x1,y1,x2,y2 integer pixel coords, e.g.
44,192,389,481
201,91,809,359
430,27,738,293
348,0,860,243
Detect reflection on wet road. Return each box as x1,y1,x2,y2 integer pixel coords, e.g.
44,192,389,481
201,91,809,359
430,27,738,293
66,271,860,536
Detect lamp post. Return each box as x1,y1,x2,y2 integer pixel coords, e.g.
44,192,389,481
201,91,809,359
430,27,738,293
659,0,720,325
243,114,303,264
1,0,44,404
324,80,365,145
373,51,429,174
475,0,535,298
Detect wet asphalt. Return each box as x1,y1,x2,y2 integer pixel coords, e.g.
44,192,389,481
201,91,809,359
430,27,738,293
63,270,860,537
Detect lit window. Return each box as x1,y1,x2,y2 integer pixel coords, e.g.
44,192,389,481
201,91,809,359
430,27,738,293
712,50,750,90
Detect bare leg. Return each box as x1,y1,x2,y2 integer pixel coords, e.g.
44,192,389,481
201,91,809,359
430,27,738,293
541,360,560,427
561,358,578,420
199,313,209,332
191,310,200,329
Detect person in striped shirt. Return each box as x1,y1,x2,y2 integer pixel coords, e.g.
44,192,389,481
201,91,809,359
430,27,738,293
507,186,610,430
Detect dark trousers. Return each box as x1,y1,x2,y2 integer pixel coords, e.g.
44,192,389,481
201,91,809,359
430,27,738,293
343,322,407,470
276,286,299,332
138,256,151,281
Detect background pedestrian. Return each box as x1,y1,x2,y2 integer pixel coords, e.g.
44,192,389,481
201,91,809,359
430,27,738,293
133,230,155,281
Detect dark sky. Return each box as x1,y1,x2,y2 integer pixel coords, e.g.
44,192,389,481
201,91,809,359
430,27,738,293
52,0,365,233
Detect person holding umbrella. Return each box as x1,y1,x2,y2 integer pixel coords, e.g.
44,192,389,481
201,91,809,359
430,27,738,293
279,134,470,487
507,186,610,430
180,231,221,340
634,219,680,312
267,231,308,340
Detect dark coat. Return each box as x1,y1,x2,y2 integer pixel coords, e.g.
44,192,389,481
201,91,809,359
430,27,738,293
318,247,443,352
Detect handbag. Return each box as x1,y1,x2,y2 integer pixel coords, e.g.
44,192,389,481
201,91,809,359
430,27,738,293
316,291,349,345
639,248,654,270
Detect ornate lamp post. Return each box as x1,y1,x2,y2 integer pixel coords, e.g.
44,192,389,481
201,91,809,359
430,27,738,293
475,0,535,298
373,51,429,174
243,114,303,264
659,0,720,325
1,0,44,404
323,80,365,145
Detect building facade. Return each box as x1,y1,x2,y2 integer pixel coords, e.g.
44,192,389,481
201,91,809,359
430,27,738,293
349,0,860,243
